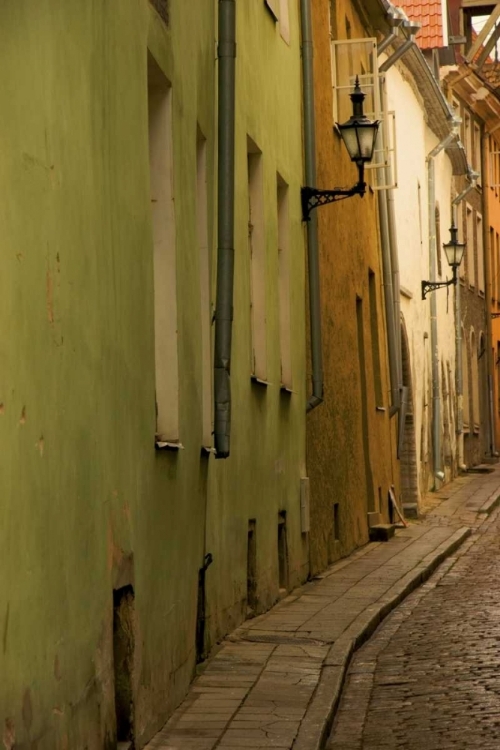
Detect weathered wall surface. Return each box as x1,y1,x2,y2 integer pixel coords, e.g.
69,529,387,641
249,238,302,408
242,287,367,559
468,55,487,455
386,60,457,501
204,0,309,652
307,0,399,576
487,139,500,451
0,1,308,748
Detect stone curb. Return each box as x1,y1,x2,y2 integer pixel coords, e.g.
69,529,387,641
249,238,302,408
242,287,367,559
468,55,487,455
291,525,471,750
479,492,500,515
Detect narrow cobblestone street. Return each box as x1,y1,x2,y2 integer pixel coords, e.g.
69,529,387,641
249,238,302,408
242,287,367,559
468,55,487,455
328,495,500,749
145,466,500,750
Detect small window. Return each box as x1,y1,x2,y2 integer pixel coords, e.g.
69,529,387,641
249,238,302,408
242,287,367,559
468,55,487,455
196,129,213,449
464,111,472,162
466,204,475,288
148,53,179,447
474,123,482,184
368,270,383,405
462,329,470,432
477,214,484,295
248,137,267,382
277,175,292,390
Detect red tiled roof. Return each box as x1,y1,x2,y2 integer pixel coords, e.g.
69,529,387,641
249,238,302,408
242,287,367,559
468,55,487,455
481,61,500,92
397,0,444,49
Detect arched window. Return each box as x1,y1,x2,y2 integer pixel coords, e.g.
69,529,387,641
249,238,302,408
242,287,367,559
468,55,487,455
462,328,470,432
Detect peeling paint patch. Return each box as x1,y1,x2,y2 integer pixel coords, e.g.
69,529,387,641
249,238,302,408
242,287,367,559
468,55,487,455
52,707,64,716
2,718,15,750
19,407,26,425
2,604,9,654
0,404,4,415
36,436,44,457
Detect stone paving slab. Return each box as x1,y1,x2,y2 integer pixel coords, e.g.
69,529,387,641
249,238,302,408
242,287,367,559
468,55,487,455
144,466,500,750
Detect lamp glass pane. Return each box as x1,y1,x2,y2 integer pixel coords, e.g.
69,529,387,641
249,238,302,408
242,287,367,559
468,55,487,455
443,242,465,267
357,124,378,160
339,125,360,161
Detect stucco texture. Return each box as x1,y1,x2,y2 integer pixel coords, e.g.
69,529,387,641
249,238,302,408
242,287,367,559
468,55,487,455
307,0,398,576
0,1,308,748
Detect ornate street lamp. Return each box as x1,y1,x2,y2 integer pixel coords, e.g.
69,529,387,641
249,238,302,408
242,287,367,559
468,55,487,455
421,222,465,300
301,77,380,221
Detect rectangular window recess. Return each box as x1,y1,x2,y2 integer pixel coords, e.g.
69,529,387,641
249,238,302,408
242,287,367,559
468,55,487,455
155,439,184,451
251,376,271,386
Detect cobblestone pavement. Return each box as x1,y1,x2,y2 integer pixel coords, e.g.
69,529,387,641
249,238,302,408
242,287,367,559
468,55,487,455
327,502,500,750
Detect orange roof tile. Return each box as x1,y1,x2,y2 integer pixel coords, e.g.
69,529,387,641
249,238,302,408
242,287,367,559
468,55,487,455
397,0,444,49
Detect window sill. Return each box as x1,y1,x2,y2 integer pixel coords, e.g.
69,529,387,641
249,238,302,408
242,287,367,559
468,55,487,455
155,439,184,451
280,384,294,394
251,375,270,387
201,445,215,457
376,406,386,412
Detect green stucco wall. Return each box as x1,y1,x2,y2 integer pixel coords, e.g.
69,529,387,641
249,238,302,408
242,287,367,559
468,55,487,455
0,1,308,748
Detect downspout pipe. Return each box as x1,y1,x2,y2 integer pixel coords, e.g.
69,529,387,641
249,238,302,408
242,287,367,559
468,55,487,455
379,21,421,74
377,8,404,55
376,135,400,416
452,168,477,471
301,0,323,411
427,130,456,484
213,0,236,458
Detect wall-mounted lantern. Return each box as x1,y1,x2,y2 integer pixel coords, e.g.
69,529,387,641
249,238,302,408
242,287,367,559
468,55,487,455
421,222,465,300
301,77,380,221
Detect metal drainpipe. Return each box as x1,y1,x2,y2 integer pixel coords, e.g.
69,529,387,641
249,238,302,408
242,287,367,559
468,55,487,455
213,0,236,458
381,77,402,396
452,169,478,470
301,0,323,411
377,137,400,416
427,132,455,484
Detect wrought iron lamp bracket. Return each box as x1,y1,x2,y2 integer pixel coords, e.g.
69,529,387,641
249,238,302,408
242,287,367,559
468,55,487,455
301,181,366,222
421,272,457,301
